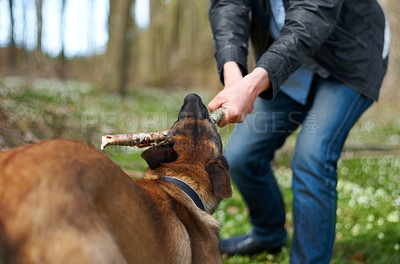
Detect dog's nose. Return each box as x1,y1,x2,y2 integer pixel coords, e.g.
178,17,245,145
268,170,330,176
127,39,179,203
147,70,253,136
178,94,209,120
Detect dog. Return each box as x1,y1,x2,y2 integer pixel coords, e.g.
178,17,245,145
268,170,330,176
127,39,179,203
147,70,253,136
0,93,232,264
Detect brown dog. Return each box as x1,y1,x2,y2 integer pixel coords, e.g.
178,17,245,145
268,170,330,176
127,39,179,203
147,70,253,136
0,94,232,264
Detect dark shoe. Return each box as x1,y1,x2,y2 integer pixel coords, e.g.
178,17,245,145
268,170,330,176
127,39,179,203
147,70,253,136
220,233,284,256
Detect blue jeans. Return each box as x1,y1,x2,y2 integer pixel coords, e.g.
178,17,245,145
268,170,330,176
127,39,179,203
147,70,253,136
225,77,373,264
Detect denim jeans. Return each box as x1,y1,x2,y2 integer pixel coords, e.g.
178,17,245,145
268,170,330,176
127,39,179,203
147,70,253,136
224,77,373,264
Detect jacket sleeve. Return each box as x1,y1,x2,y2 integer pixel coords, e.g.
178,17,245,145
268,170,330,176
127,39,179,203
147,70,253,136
256,0,344,100
209,0,252,84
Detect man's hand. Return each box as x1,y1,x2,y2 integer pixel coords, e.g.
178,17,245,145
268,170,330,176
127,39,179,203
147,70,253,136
208,62,271,127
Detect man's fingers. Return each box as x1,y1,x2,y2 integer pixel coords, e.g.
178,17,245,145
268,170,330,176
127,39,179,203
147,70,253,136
209,88,252,127
218,116,232,128
217,108,246,127
217,109,231,128
208,95,223,112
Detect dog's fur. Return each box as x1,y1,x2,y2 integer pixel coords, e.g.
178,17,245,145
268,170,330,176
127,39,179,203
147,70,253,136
0,94,232,264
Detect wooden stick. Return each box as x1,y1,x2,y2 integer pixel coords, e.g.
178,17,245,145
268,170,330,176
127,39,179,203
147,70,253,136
100,108,225,150
101,130,169,150
209,107,225,125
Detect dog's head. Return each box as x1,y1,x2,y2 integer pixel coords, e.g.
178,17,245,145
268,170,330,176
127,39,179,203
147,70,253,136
141,94,232,211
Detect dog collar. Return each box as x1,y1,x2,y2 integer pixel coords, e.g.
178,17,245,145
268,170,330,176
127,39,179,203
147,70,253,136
161,176,206,212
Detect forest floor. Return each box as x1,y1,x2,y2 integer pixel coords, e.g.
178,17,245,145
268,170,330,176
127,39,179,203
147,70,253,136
1,76,399,263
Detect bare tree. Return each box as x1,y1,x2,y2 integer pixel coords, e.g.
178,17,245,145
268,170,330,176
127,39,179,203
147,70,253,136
60,0,66,62
106,0,135,95
35,0,43,55
8,0,16,70
148,0,166,86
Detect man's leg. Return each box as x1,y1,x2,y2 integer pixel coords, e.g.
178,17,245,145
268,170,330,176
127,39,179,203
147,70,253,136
290,78,373,263
221,92,306,254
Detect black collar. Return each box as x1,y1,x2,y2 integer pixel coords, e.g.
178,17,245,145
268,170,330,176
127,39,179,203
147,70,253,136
160,176,205,212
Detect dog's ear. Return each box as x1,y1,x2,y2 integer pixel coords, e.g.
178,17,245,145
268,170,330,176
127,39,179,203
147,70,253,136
141,141,178,170
206,156,232,199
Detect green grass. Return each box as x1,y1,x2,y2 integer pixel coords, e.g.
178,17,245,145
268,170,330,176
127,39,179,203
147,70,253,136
215,157,400,264
1,76,399,263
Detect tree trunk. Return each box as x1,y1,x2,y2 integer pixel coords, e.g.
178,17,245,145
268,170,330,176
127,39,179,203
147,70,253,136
148,0,166,86
35,0,42,54
8,0,16,70
58,0,67,78
105,0,135,96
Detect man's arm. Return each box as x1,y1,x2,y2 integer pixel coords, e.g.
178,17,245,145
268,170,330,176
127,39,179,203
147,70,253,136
209,0,345,126
209,0,252,84
257,0,345,100
209,0,270,126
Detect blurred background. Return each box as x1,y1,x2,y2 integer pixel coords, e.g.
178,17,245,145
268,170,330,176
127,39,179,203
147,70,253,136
0,0,217,93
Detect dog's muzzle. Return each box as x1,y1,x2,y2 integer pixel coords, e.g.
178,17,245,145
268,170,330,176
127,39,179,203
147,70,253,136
178,94,209,120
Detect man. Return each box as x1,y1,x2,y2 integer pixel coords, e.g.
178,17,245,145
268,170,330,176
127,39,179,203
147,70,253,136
208,0,390,263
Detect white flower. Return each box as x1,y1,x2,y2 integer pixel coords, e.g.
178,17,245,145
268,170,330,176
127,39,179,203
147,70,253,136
367,214,375,222
386,210,400,223
394,244,400,251
340,167,349,176
351,224,361,236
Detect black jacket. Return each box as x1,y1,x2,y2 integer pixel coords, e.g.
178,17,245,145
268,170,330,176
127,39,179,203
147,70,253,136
209,0,389,100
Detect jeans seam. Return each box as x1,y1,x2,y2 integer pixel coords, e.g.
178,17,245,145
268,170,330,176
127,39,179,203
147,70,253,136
321,92,361,257
323,93,361,179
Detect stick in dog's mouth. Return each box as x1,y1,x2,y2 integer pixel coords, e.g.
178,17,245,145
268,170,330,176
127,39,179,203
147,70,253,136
100,107,225,150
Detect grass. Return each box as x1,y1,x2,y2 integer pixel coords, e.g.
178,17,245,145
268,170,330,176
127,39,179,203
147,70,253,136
1,76,399,263
216,157,400,264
